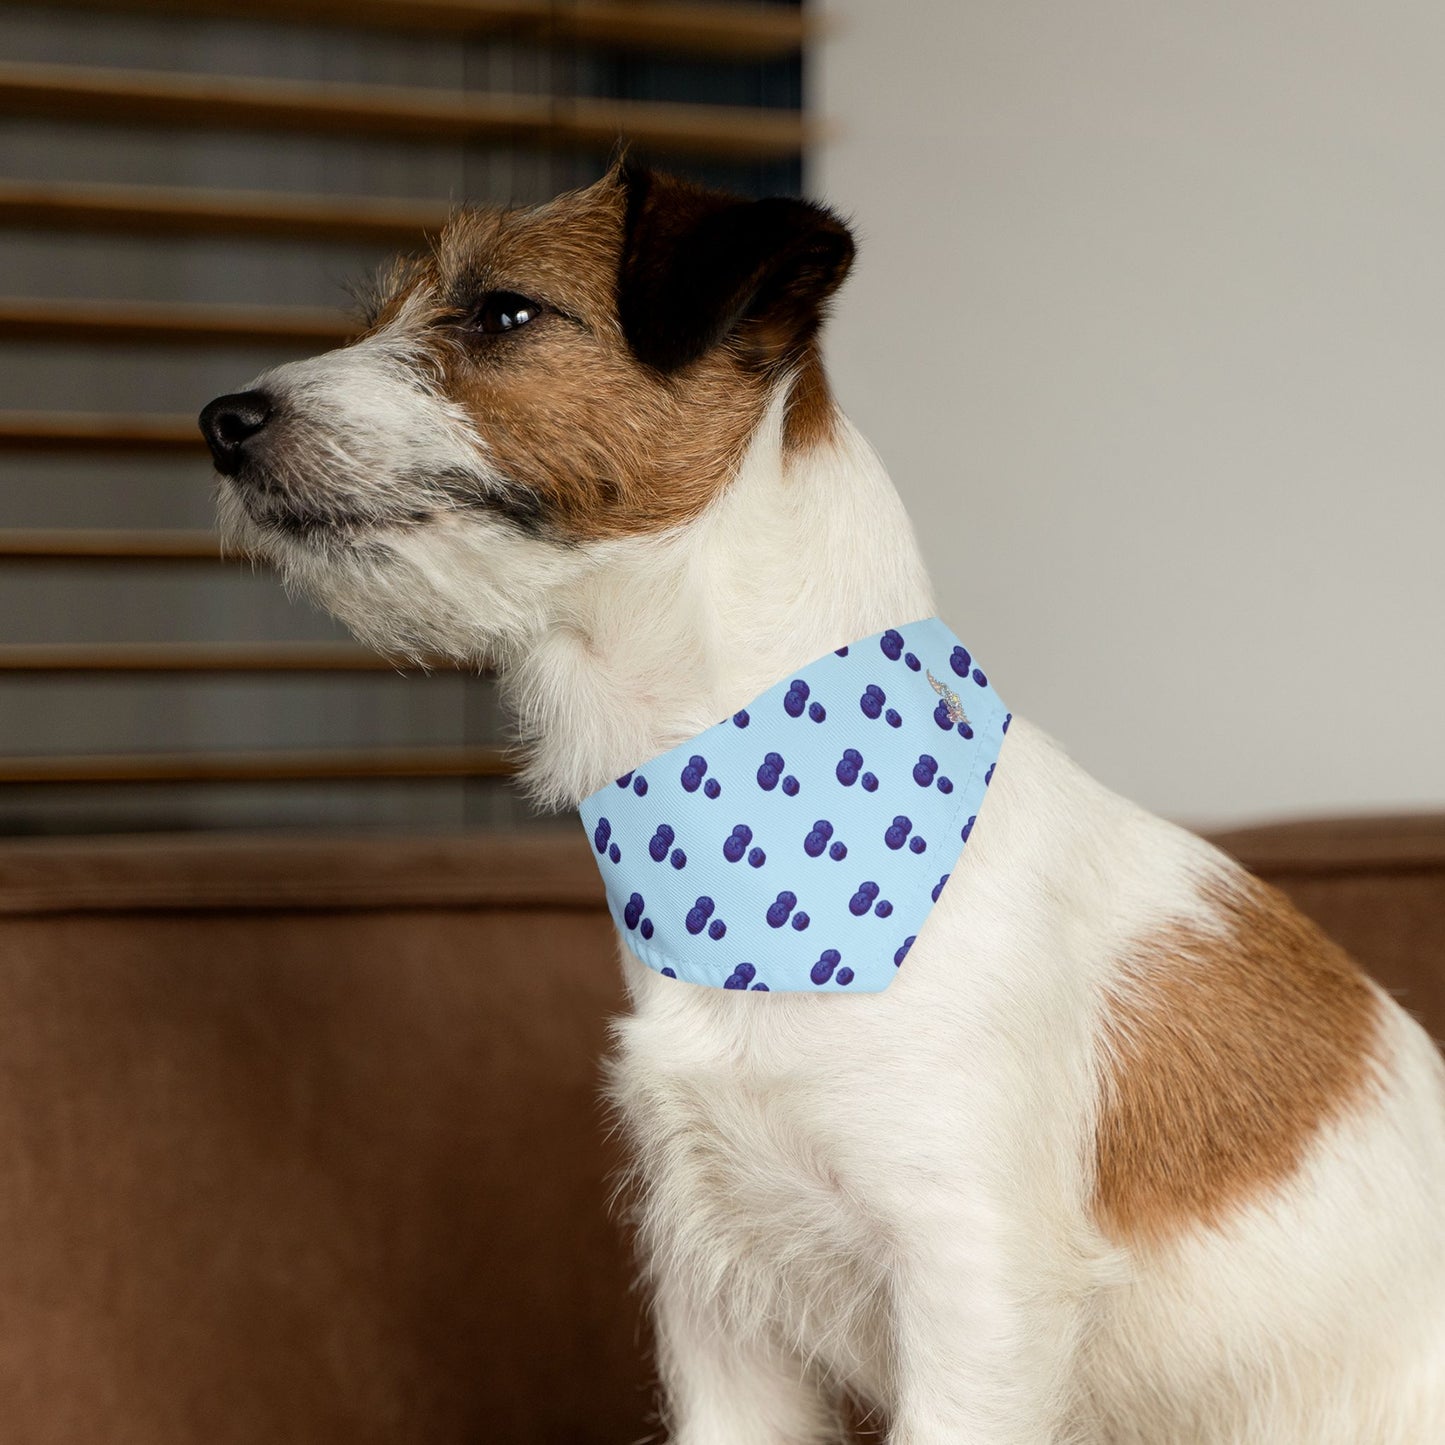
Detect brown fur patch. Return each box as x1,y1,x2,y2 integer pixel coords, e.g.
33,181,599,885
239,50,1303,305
782,344,840,456
1094,872,1382,1246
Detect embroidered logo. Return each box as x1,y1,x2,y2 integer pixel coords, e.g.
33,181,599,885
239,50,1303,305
926,669,970,726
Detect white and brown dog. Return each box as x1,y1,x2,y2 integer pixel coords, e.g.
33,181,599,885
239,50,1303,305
201,164,1445,1444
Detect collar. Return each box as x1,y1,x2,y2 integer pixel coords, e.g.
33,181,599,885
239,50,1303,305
578,618,1008,993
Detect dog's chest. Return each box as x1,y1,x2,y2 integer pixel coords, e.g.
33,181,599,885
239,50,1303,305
611,991,896,1386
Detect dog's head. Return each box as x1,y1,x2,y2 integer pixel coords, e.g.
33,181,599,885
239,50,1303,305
200,163,854,662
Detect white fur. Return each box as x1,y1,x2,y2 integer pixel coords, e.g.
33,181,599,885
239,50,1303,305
220,346,1445,1443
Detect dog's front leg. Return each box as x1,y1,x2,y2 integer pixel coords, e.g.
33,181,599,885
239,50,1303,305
653,1276,841,1445
885,1204,1091,1445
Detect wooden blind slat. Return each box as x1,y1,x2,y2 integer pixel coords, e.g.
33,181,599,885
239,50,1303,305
0,745,512,784
0,297,353,348
0,413,204,452
0,62,813,161
29,0,810,59
0,529,222,561
0,180,448,245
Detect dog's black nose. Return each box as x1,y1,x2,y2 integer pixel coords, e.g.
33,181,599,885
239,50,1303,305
199,390,273,475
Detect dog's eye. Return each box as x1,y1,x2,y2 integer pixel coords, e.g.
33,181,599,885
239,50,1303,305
471,291,543,335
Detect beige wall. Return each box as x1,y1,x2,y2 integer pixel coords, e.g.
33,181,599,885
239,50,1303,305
812,0,1445,826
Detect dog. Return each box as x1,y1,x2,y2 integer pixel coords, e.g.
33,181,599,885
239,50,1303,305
200,162,1445,1443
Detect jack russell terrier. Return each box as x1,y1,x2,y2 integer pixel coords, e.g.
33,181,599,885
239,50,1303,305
200,162,1445,1444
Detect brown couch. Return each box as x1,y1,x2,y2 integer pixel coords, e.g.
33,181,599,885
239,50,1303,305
0,816,1440,1443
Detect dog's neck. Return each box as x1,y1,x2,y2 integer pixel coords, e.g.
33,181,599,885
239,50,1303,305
505,391,936,810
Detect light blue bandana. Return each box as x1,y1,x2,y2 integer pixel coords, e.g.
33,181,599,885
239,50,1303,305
578,618,1009,993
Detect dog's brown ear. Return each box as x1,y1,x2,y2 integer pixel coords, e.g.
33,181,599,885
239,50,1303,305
617,162,855,374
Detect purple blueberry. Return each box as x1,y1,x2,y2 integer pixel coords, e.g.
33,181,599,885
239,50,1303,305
757,763,780,790
893,814,912,832
919,754,937,772
842,748,863,766
689,754,707,775
723,836,746,863
829,841,847,861
861,772,879,792
1003,712,1012,733
913,762,935,786
904,652,920,671
860,881,880,899
958,722,974,740
732,823,753,843
704,778,721,799
860,691,883,720
791,912,810,931
766,891,797,928
972,668,988,687
608,843,621,863
836,967,855,986
804,830,828,858
934,701,953,729
681,765,702,792
894,936,916,967
593,817,611,853
961,815,976,842
810,949,842,985
748,847,766,867
624,892,644,929
791,679,810,702
751,982,770,991
937,776,953,794
660,965,674,977
708,919,727,941
632,776,648,797
648,824,675,862
733,710,750,728
985,763,996,786
885,708,902,728
686,907,707,934
950,645,971,678
834,646,849,656
671,848,687,869
885,827,908,850
808,702,826,723
765,751,784,770
784,690,806,718
931,874,950,903
781,775,800,796
909,836,927,855
812,819,834,840
874,899,893,918
836,759,859,785
640,918,654,940
724,962,756,989
880,629,904,660
848,890,873,916
615,772,633,788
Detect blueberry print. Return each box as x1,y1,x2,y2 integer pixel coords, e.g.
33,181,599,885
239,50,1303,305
811,949,842,985
1003,713,1012,733
660,965,675,978
766,890,798,928
575,617,1007,992
985,763,996,786
685,896,716,935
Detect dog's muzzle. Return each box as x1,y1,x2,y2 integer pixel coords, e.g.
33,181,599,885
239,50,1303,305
199,390,274,477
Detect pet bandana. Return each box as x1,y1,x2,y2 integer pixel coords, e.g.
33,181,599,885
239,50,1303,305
579,618,1009,993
